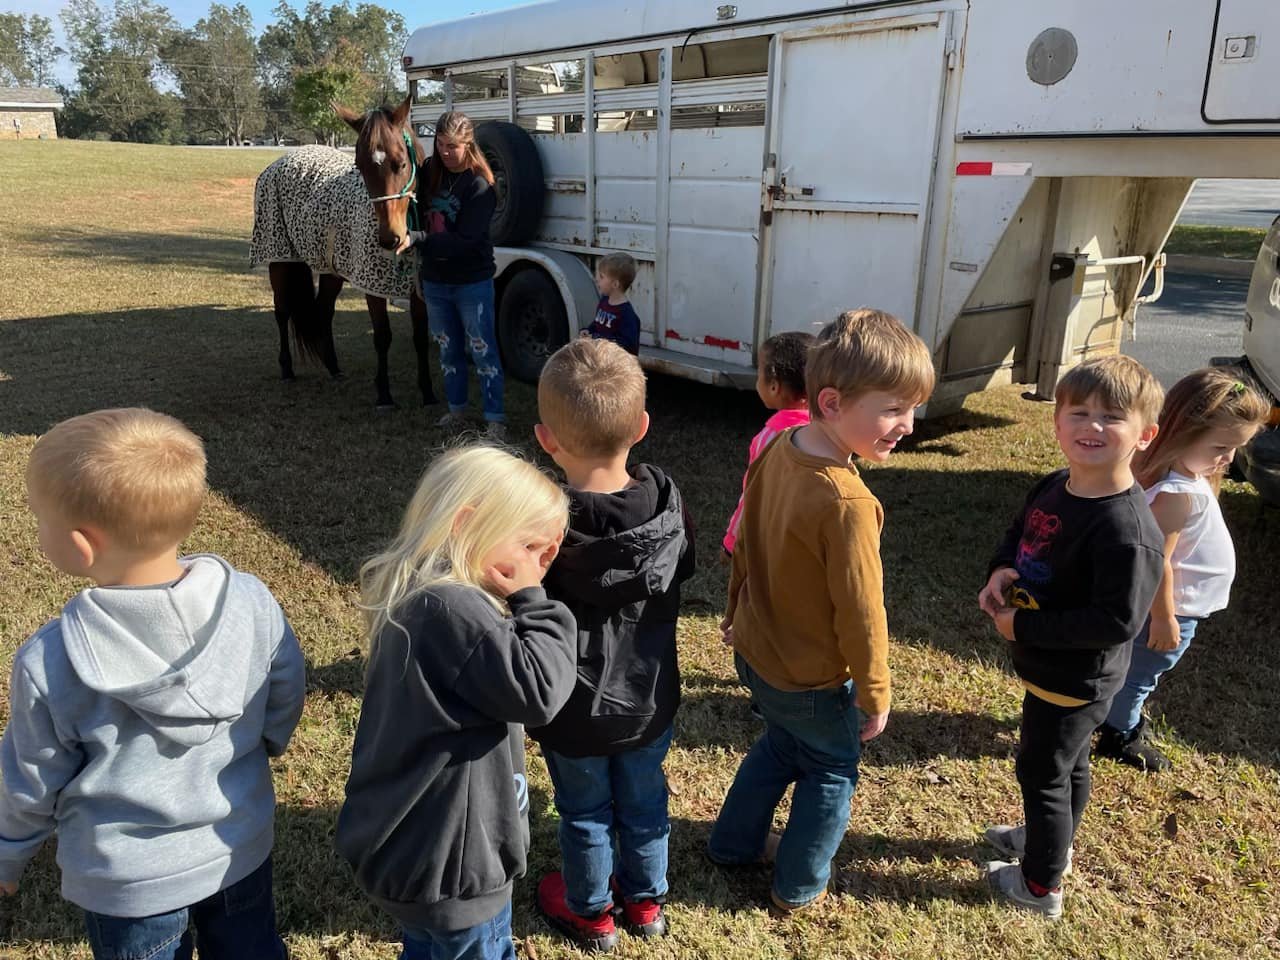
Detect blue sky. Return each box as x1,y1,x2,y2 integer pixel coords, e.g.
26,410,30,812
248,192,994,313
10,0,532,83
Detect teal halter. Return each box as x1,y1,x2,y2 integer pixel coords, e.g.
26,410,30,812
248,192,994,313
368,130,420,228
366,128,422,260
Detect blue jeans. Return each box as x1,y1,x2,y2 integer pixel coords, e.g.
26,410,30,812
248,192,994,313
421,278,504,423
401,901,515,960
83,857,286,960
1105,615,1200,734
542,725,673,916
708,655,863,906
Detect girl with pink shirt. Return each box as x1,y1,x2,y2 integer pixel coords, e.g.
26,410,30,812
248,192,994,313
723,331,816,555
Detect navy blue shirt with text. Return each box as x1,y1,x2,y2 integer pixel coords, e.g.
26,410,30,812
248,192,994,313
587,297,641,355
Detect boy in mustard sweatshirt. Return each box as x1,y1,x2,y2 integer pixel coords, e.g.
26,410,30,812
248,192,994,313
707,309,935,914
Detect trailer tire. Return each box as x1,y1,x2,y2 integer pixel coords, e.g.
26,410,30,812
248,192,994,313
498,268,568,383
476,121,544,245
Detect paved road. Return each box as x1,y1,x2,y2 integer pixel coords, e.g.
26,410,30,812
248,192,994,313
1122,273,1249,388
1179,179,1280,229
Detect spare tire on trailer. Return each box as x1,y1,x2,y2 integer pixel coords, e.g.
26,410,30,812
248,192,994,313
475,121,545,245
498,268,569,383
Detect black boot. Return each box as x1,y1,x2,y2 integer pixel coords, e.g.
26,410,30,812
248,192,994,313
1096,719,1171,773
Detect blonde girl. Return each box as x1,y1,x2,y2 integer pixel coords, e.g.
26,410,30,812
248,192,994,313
336,445,578,960
1096,368,1269,772
396,111,506,439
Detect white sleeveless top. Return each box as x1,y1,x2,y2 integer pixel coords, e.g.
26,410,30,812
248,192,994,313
1146,471,1235,617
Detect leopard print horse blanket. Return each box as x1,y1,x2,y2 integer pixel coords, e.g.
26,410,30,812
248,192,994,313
249,145,416,299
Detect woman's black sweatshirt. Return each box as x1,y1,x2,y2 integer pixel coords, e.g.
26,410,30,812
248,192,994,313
407,162,497,285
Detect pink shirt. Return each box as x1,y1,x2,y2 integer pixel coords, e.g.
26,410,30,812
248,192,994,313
723,407,812,553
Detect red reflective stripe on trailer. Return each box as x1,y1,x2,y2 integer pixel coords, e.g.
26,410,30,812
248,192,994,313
665,329,686,341
956,161,1032,176
703,335,742,350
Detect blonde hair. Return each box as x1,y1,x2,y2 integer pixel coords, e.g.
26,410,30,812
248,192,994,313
538,338,647,457
1054,355,1164,427
359,445,569,651
805,308,936,417
597,252,637,292
428,111,495,192
1134,366,1269,493
26,408,206,551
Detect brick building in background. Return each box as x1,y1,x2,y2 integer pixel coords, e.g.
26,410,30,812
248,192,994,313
0,88,63,139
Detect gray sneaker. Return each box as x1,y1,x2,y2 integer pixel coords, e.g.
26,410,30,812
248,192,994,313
983,860,1063,919
983,824,1073,875
484,421,506,442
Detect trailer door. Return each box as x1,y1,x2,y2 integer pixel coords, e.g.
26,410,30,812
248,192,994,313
759,12,952,338
1203,0,1280,123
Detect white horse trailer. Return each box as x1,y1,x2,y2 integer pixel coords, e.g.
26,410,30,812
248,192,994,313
402,0,1280,412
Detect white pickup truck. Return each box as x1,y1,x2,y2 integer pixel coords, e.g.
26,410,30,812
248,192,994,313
1232,217,1280,505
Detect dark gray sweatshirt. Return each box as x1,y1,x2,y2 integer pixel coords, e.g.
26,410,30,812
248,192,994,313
335,583,576,931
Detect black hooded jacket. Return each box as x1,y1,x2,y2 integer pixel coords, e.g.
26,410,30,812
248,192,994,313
530,464,696,757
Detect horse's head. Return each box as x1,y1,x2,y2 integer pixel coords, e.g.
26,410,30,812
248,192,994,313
336,96,423,252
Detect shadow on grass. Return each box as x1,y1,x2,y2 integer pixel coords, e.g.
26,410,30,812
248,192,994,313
306,651,366,697
659,816,990,913
0,304,447,584
1142,488,1280,768
38,227,256,276
865,464,1043,665
675,685,1018,759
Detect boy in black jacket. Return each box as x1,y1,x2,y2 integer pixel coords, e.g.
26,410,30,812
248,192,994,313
531,338,695,952
978,356,1165,919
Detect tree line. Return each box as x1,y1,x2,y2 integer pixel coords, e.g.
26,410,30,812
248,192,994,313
0,1,432,146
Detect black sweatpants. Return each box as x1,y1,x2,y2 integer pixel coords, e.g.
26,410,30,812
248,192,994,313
1016,691,1111,889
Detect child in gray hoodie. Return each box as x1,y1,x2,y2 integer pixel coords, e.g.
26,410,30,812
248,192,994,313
0,408,306,959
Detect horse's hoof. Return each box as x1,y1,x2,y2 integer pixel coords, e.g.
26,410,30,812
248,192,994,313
375,402,398,413
422,397,439,407
281,374,296,383
330,371,346,382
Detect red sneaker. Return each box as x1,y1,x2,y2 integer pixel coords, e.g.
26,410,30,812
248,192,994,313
609,876,669,938
537,872,619,953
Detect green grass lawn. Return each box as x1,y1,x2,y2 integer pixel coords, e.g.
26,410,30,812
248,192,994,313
1,141,1278,959
1165,225,1268,261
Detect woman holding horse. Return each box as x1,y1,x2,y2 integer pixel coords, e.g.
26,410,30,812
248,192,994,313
397,111,506,440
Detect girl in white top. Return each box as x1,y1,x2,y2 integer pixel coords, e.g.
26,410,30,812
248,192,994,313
1097,368,1269,771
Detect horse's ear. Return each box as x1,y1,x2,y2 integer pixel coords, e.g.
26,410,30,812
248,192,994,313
333,101,365,133
391,94,412,128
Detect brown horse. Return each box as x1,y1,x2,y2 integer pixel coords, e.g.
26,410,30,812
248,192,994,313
256,96,436,409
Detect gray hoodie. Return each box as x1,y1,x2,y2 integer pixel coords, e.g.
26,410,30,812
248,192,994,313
0,554,305,916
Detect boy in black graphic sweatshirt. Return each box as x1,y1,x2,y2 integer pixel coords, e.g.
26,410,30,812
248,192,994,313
978,356,1165,919
531,339,695,952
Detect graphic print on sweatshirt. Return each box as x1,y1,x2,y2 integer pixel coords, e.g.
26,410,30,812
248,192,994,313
427,190,462,234
1015,507,1062,595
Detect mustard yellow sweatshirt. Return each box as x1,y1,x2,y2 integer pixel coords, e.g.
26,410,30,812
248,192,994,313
726,428,891,716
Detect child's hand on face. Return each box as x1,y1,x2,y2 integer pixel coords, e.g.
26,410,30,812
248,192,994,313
978,567,1019,618
484,531,563,598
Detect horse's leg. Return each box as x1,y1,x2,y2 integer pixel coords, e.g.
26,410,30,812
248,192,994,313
316,273,345,380
268,262,295,381
410,291,438,406
367,294,395,410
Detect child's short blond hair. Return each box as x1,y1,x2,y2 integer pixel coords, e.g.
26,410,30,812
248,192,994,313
1054,355,1163,427
805,308,936,417
26,408,207,551
538,338,646,457
597,252,638,293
